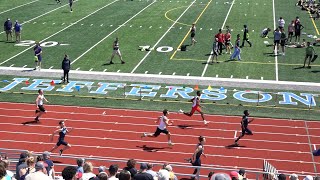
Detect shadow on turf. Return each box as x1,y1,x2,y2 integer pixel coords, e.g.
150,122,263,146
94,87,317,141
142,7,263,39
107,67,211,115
176,124,202,129
311,70,320,73
225,144,246,149
293,66,305,70
136,145,168,152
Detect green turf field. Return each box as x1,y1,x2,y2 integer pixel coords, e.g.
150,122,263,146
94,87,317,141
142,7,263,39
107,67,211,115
1,0,320,82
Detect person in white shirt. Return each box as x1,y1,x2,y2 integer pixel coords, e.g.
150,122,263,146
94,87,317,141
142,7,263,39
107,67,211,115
141,109,174,146
25,162,51,180
278,17,285,29
35,89,49,122
80,162,96,180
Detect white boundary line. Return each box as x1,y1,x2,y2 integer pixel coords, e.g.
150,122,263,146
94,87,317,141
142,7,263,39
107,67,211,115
130,0,197,73
304,121,318,173
234,130,237,139
272,0,279,81
201,0,235,77
0,0,40,15
71,0,156,65
0,107,313,129
0,138,316,164
0,130,309,154
0,101,318,123
0,0,78,35
0,0,119,65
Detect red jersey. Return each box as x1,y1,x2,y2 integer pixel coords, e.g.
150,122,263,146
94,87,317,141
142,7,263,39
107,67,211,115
215,33,225,43
225,33,231,41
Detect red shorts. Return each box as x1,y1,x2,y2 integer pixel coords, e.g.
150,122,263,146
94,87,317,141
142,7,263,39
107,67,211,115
190,106,201,115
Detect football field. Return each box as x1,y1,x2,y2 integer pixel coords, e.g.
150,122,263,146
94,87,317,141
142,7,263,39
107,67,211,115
1,0,320,83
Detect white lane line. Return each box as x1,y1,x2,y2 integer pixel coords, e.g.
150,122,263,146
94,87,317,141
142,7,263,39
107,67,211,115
273,0,279,81
0,0,118,66
201,0,235,77
0,0,40,15
0,0,78,35
71,0,156,65
131,0,196,73
234,131,237,139
313,144,317,150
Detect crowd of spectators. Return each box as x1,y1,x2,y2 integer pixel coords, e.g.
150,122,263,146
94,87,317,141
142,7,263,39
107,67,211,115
0,151,319,180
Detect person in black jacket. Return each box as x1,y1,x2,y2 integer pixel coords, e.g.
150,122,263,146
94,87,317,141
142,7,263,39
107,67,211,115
62,54,71,83
241,25,252,48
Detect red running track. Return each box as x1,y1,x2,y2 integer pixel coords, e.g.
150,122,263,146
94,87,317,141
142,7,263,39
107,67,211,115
0,102,319,178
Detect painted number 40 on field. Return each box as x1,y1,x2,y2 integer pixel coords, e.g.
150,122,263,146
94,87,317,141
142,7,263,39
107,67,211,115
15,40,69,47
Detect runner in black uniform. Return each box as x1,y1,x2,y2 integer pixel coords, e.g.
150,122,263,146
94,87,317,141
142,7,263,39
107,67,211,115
185,136,206,177
190,23,197,46
49,121,73,156
234,110,254,146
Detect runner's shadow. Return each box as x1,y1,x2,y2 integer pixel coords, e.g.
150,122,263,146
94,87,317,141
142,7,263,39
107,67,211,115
293,66,305,70
21,69,35,72
311,70,320,73
177,124,201,129
136,145,167,152
22,120,38,125
225,144,246,149
52,160,62,163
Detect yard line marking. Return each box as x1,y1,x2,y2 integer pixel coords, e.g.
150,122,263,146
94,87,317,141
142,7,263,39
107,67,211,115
246,76,248,79
172,72,176,75
52,22,56,25
75,67,80,71
261,77,264,80
89,68,93,71
117,70,121,72
33,22,37,24
187,73,190,76
49,66,53,69
308,11,320,35
9,64,14,67
170,0,212,60
42,22,46,24
145,71,148,74
62,23,65,25
103,69,107,72
0,0,118,66
230,75,233,78
100,24,104,26
131,0,196,73
216,74,218,77
159,72,162,75
272,0,279,81
201,0,235,77
71,1,156,65
0,0,40,15
90,24,93,26
22,65,27,68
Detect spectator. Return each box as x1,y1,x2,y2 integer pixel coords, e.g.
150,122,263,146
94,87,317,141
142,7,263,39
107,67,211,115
289,174,298,180
3,18,13,41
62,166,77,180
230,171,239,180
295,22,304,43
164,165,177,180
230,34,241,61
80,162,96,180
98,173,108,180
215,29,225,55
108,164,119,180
16,152,29,180
25,162,51,180
0,160,14,180
76,158,85,177
238,169,246,180
98,166,108,176
133,163,153,180
119,170,131,180
278,17,285,29
0,164,7,180
123,159,137,178
241,25,252,48
210,173,231,180
62,54,71,83
304,175,313,180
261,28,271,38
14,20,22,42
157,169,169,180
43,151,55,179
280,28,287,55
146,163,157,179
20,156,36,180
278,174,287,180
288,20,295,43
304,42,316,68
273,28,281,54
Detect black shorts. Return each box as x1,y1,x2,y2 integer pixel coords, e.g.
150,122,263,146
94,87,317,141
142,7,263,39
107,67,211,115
191,33,195,38
192,158,201,166
306,54,313,59
274,40,280,45
288,32,294,36
38,105,46,112
225,40,230,46
241,127,253,136
280,40,286,46
57,139,68,146
295,31,301,36
153,127,169,137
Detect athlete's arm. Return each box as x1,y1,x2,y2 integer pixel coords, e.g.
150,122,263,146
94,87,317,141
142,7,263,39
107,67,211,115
50,129,61,141
248,118,254,124
67,127,73,133
164,117,172,126
155,116,161,123
44,97,49,103
35,95,40,107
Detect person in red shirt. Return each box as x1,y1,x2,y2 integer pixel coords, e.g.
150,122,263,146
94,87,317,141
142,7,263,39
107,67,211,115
215,29,225,55
224,30,231,54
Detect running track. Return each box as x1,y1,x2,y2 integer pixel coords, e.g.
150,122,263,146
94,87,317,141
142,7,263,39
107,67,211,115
0,102,319,178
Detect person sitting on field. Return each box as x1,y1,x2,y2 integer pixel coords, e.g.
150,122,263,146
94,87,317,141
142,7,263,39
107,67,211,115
286,39,306,48
261,28,271,38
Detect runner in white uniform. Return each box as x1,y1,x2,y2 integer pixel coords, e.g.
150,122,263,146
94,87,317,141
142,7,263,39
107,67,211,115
141,109,174,146
35,89,49,122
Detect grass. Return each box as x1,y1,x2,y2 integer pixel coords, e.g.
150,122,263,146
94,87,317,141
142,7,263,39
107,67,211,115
0,0,320,82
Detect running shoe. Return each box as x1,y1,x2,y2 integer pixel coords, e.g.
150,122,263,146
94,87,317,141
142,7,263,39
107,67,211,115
141,133,146,138
168,142,174,146
203,120,208,125
178,109,184,113
59,149,63,156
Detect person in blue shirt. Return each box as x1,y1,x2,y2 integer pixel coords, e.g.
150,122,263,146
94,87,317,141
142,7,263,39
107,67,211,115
33,43,42,70
14,20,22,42
3,18,13,41
50,120,73,156
234,110,254,146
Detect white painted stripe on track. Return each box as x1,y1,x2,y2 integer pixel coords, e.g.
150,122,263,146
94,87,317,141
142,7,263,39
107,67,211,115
0,130,310,154
0,0,118,65
0,0,40,15
71,1,156,65
0,101,316,123
0,138,316,165
201,0,235,77
0,107,315,130
131,0,197,73
0,121,316,146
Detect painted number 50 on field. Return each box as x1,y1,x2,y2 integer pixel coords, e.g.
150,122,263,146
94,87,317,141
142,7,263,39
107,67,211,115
15,40,68,47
